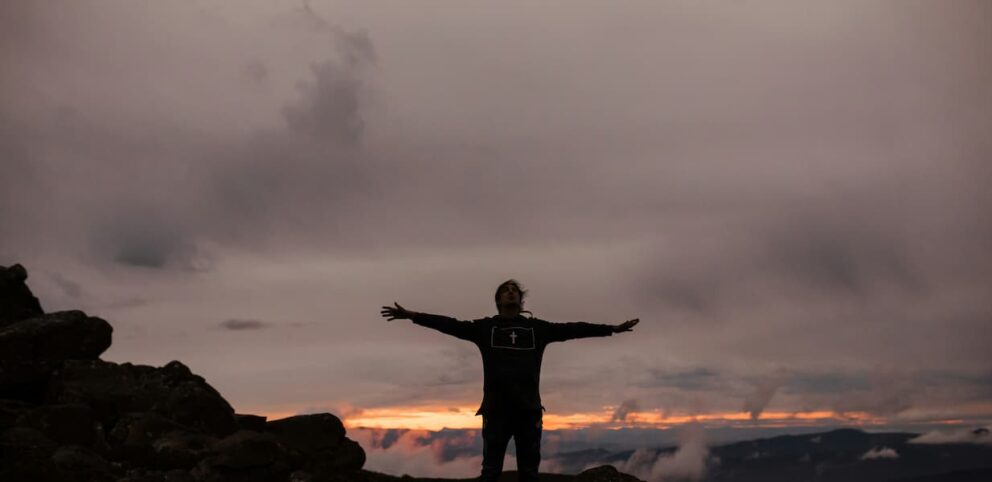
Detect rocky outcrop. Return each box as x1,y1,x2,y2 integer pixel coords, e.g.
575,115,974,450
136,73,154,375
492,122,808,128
0,263,367,482
0,310,113,361
0,263,44,328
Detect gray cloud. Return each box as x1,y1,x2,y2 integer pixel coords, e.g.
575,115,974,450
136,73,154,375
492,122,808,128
241,60,268,84
638,367,725,392
909,426,992,445
1,0,989,427
743,372,789,420
220,319,270,331
283,59,368,146
350,428,487,478
618,423,709,482
760,204,926,298
90,207,210,271
860,446,899,460
611,399,640,423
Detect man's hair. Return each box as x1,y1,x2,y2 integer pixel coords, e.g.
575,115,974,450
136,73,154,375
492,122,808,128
494,279,528,308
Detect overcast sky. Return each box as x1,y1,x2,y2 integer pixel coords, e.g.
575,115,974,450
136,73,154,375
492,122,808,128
2,0,990,437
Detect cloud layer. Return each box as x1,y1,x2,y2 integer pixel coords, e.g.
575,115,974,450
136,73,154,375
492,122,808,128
2,0,990,431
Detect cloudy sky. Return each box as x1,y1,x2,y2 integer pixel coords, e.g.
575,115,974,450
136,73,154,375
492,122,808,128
2,0,990,465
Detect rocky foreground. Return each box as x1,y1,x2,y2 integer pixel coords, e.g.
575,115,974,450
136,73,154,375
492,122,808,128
0,264,639,482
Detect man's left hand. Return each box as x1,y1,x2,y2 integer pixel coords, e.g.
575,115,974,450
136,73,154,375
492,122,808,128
613,318,639,333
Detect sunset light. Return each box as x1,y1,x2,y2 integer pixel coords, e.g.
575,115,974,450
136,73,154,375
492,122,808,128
330,405,890,431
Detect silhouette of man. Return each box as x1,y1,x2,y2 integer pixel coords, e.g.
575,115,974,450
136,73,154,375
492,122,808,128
381,279,639,482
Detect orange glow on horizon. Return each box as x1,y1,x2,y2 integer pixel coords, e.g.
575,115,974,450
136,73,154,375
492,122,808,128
241,402,992,432
338,406,890,431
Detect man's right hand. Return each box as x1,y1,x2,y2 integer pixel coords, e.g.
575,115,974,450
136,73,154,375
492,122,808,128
380,302,416,321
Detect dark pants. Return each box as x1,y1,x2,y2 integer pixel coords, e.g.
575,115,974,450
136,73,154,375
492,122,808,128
480,409,543,482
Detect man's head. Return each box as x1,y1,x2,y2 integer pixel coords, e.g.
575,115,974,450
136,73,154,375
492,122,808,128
495,279,527,314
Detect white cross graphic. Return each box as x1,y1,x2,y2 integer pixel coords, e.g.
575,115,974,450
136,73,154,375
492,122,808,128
509,331,518,345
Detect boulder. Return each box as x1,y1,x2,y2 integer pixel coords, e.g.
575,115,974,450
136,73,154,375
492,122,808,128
193,430,294,482
576,465,645,482
51,445,118,482
0,426,61,482
116,469,196,482
15,403,101,447
0,359,64,402
235,413,267,432
0,263,44,328
309,437,365,472
267,413,366,477
0,310,112,361
47,360,238,437
111,411,189,447
0,398,33,429
267,413,346,455
151,430,216,470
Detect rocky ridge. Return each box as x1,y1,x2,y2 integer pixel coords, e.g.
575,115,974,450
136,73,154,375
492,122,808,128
0,264,640,482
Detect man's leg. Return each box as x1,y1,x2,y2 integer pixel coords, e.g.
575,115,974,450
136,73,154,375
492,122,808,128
481,412,513,482
513,409,543,482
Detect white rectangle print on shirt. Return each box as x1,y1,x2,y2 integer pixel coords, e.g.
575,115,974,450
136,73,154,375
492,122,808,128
491,326,536,350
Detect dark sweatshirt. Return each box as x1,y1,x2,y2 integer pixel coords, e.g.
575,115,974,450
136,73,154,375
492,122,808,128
410,312,614,416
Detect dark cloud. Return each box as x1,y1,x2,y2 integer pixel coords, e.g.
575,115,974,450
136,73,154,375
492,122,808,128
220,319,269,331
1,1,989,427
760,205,925,298
282,3,374,146
241,60,268,83
743,371,790,420
636,367,724,391
365,428,407,450
827,373,916,417
283,60,368,146
611,399,640,423
783,372,871,395
90,207,208,271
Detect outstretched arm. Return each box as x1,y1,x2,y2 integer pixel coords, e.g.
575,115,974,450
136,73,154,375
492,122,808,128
546,318,639,343
380,302,475,342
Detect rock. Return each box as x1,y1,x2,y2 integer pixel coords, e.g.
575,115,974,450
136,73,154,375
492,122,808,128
211,430,289,470
48,360,238,437
267,414,365,478
0,425,58,453
289,471,315,482
193,430,293,482
116,468,196,482
267,413,346,455
15,403,101,447
51,445,119,482
0,398,33,429
310,437,366,473
0,359,63,402
0,310,112,361
576,465,644,482
151,430,216,470
235,413,267,432
111,412,189,447
0,263,44,328
0,427,61,482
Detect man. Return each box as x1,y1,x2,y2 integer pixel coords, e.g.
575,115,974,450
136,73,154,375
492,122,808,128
380,279,639,482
